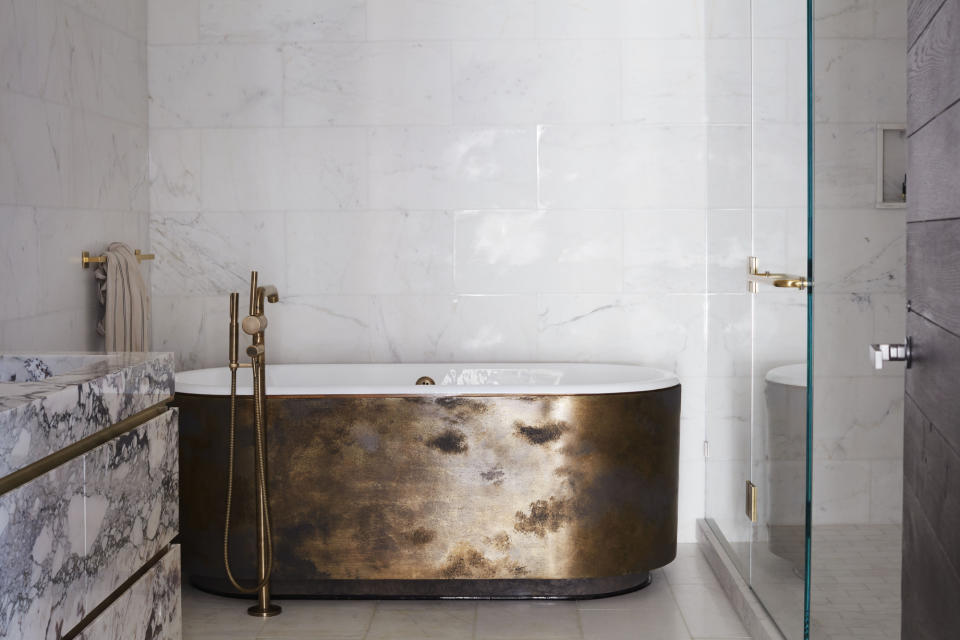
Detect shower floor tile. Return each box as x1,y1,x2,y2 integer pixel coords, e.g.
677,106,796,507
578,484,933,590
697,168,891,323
181,544,751,640
748,524,901,640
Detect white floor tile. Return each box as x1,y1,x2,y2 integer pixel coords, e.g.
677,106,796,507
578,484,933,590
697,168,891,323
671,583,751,639
474,601,582,640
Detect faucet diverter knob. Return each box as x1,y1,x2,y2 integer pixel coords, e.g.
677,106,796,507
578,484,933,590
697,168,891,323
242,315,268,335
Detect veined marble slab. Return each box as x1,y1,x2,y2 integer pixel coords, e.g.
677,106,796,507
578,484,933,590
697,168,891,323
85,409,180,613
0,457,85,639
0,409,178,640
0,352,174,477
80,546,182,640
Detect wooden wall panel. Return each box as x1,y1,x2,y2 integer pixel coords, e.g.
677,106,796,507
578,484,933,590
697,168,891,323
907,102,960,222
905,0,960,634
906,219,960,331
907,0,960,133
908,0,948,46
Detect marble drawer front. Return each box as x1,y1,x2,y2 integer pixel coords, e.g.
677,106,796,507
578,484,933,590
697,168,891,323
0,409,179,640
80,546,182,640
0,353,175,477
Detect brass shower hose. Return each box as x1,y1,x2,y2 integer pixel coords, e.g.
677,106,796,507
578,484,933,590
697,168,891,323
223,357,275,593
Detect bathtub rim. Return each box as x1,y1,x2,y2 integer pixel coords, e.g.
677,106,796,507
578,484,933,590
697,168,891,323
174,362,680,397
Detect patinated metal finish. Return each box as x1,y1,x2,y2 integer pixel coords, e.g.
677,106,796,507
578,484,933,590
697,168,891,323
176,386,680,598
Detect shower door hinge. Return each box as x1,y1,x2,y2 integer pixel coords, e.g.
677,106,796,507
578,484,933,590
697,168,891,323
745,481,758,523
703,441,710,458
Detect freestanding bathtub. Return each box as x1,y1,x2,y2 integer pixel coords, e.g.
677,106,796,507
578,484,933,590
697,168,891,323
174,363,680,599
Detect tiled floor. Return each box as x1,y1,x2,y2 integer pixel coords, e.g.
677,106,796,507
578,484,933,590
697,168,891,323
182,543,751,640
740,524,901,640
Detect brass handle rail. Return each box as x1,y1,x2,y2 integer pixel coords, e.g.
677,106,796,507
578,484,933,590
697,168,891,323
81,249,155,269
0,400,171,496
747,256,810,292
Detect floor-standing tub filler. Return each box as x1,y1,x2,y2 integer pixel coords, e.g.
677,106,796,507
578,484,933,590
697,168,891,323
175,363,681,599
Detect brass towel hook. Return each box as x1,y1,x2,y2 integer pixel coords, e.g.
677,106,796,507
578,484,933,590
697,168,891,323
81,249,155,269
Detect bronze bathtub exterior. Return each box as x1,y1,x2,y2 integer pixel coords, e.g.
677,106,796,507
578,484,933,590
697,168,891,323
176,385,680,599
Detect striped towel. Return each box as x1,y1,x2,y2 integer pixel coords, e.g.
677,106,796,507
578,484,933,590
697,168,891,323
95,242,152,352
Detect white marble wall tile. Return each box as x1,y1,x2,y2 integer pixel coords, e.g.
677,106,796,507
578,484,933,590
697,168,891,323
373,295,539,362
149,0,199,45
61,0,142,40
533,0,622,39
814,123,878,208
704,39,752,124
0,207,41,322
813,292,907,378
35,1,147,123
0,0,40,96
199,0,365,43
0,92,73,208
680,377,708,540
149,44,282,127
268,295,380,363
622,39,706,123
368,127,536,210
873,0,908,39
812,460,871,524
150,211,287,295
453,40,620,125
152,296,226,370
678,456,706,543
148,128,202,212
814,376,904,461
198,127,367,211
619,0,705,39
96,26,148,125
70,112,149,212
706,294,751,378
538,124,708,210
35,209,141,314
286,211,455,295
814,209,905,293
705,0,751,39
1,0,147,351
455,210,623,294
680,375,707,453
1,309,98,351
754,294,807,373
707,210,750,294
868,458,902,523
815,39,907,123
536,294,706,377
284,42,452,127
705,376,751,460
705,458,752,543
813,0,876,39
624,210,706,293
708,125,751,209
754,123,807,208
753,38,807,125
366,0,536,41
750,208,785,282
36,0,98,108
0,94,17,204
752,0,807,39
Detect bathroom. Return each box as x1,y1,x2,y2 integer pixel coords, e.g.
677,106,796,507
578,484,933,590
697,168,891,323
0,0,955,638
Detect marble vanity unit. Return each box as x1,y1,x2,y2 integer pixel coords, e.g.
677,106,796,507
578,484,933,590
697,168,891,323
0,353,181,640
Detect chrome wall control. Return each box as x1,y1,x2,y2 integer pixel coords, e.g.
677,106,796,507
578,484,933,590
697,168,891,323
870,337,912,369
